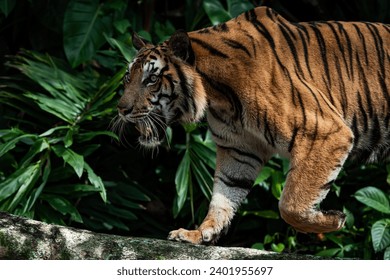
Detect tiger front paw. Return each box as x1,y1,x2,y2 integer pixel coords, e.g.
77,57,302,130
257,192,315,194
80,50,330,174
167,227,219,245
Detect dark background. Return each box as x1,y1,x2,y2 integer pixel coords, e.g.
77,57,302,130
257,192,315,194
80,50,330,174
0,0,389,259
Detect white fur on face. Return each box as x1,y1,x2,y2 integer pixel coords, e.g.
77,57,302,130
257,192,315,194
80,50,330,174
142,58,164,82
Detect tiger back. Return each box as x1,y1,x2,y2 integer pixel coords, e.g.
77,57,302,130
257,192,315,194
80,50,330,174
117,6,390,244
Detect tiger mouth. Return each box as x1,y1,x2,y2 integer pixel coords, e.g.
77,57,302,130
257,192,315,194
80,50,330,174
134,116,166,148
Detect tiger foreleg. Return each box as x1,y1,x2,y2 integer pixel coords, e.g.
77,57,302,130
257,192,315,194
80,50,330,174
167,186,249,244
168,145,264,244
279,124,354,233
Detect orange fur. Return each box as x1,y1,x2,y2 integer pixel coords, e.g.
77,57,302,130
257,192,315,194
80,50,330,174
117,7,389,244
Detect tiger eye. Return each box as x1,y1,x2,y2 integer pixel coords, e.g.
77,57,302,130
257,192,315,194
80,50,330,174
149,74,158,83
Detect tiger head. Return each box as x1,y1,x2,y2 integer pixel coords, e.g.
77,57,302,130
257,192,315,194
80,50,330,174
117,31,207,148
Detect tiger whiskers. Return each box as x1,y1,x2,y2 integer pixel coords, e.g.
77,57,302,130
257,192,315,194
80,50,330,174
149,111,171,149
109,115,133,148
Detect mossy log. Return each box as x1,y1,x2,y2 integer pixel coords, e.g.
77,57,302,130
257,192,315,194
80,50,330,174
0,212,324,260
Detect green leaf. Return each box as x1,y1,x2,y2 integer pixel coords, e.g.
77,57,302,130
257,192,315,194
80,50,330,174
64,127,74,148
271,243,285,253
40,126,69,137
82,208,129,230
251,243,265,250
203,0,231,25
13,51,89,105
8,163,40,211
371,219,390,252
190,154,213,200
227,0,254,17
263,234,273,244
242,210,279,219
106,204,137,220
113,19,131,34
46,184,100,195
52,145,84,178
42,194,83,223
20,138,50,168
84,162,106,202
0,127,24,140
77,130,119,142
108,192,146,210
0,134,37,159
315,248,342,257
24,158,51,213
174,150,191,217
105,36,136,63
191,140,216,170
354,186,390,214
271,171,284,200
343,207,355,229
0,0,16,16
25,92,77,123
0,163,40,203
63,0,111,67
109,182,150,202
384,247,390,260
254,166,273,185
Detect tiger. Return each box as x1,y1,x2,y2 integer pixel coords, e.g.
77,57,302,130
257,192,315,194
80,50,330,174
116,6,390,245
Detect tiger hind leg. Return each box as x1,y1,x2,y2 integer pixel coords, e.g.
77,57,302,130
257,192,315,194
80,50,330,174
279,125,354,233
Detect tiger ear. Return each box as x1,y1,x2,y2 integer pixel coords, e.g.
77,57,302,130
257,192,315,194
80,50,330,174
132,31,151,50
168,30,195,65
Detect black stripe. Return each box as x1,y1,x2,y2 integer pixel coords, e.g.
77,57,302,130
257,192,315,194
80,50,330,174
351,114,360,147
263,110,275,146
294,86,307,129
246,10,275,47
172,63,195,115
355,52,373,119
208,123,227,141
378,73,390,110
352,23,369,65
294,24,313,79
296,74,324,117
288,126,299,152
366,23,386,80
243,32,257,57
356,91,369,133
370,114,382,147
165,74,175,94
334,56,347,116
222,38,251,57
311,23,331,87
190,37,229,59
278,21,304,76
220,22,229,32
385,112,390,129
218,144,264,166
325,22,352,79
335,22,354,80
198,70,243,125
215,173,253,189
279,19,297,40
208,106,235,130
245,9,287,72
295,23,311,43
309,112,319,154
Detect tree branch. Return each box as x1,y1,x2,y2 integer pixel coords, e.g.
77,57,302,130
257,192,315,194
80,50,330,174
0,212,323,260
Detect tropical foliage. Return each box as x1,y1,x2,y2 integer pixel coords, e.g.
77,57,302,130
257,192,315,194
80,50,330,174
0,0,389,259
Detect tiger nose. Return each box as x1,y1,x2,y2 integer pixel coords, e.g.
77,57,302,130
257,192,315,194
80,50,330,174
117,104,132,116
